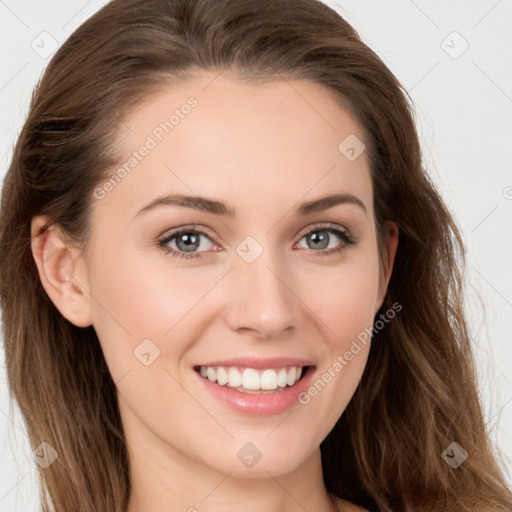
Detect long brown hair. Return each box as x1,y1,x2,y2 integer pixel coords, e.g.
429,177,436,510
1,0,511,510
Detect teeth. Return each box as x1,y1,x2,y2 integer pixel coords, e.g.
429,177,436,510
206,367,216,382
277,368,288,388
217,367,228,386
261,369,278,390
287,367,297,386
197,365,305,391
243,368,260,390
228,367,242,387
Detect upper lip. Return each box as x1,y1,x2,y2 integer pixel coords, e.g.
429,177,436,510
194,356,315,369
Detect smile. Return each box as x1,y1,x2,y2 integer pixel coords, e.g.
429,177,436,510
194,365,307,394
192,357,316,415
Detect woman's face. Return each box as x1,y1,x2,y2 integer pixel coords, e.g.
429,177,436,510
80,72,396,478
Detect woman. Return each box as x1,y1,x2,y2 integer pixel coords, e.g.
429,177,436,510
1,0,511,510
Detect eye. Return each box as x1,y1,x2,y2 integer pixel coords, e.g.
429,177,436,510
294,224,357,256
157,226,218,260
157,223,357,260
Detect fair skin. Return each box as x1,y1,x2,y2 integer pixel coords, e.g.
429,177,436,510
31,72,398,512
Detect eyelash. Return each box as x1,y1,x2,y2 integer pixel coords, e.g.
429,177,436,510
156,223,358,260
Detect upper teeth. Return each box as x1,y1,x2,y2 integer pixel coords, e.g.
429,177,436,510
198,366,304,390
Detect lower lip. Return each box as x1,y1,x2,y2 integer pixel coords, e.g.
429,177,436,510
194,366,315,416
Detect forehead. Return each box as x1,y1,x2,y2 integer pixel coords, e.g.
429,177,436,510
95,72,373,221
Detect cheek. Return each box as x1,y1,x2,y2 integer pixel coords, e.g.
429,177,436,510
297,245,380,397
302,246,381,345
85,244,169,377
86,243,217,378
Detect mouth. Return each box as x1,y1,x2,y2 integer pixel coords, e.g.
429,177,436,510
193,364,313,394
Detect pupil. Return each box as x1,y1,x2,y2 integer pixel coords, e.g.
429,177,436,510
309,231,328,250
177,233,199,252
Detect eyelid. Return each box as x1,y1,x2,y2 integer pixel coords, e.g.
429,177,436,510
158,224,218,243
296,221,352,239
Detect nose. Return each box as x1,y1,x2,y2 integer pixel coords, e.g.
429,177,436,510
223,247,300,339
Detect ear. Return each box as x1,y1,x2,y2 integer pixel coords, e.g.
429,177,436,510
30,216,93,328
375,221,399,313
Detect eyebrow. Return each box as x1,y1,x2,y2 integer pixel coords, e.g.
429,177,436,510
134,192,367,218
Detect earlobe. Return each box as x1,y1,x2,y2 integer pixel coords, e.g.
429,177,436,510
30,216,93,328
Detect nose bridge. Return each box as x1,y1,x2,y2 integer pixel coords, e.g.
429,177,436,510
225,237,299,337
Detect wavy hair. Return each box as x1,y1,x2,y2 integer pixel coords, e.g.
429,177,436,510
1,0,511,510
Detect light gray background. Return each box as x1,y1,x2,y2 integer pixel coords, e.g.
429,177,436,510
1,1,511,510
